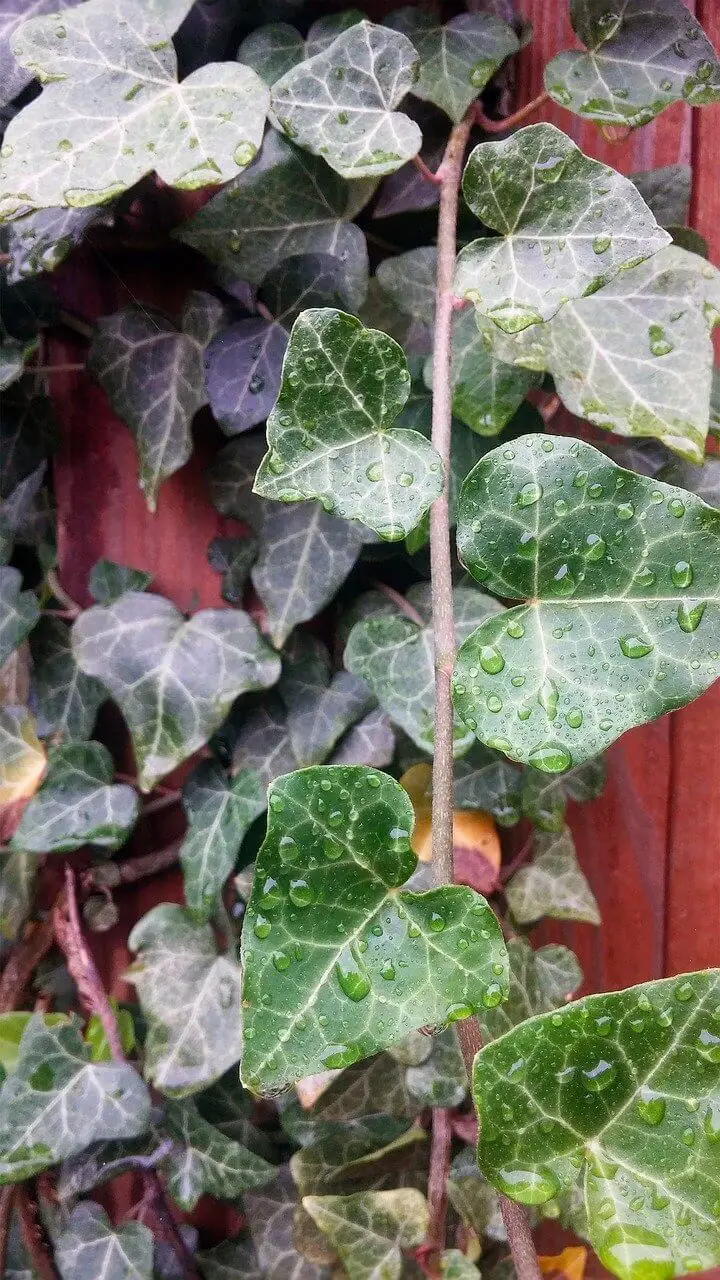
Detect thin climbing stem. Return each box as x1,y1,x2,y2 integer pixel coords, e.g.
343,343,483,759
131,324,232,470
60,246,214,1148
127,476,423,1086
412,153,443,185
373,581,424,627
474,91,549,134
428,106,543,1280
425,1107,452,1266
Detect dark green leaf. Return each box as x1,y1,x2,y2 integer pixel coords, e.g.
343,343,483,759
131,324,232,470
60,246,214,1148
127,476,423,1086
478,937,583,1042
270,22,421,179
506,826,601,925
454,743,523,827
230,698,299,790
292,1054,420,1126
473,970,720,1280
428,307,540,437
447,1149,505,1240
127,904,243,1095
631,166,692,228
260,251,364,327
238,22,306,86
161,1097,274,1210
521,756,606,832
198,1235,264,1280
302,1189,428,1280
0,566,38,667
406,1028,467,1108
54,1202,153,1280
453,433,720,771
376,248,437,326
660,458,720,509
207,537,258,606
204,319,288,436
456,124,669,332
88,559,152,605
180,760,264,921
240,765,508,1093
0,0,269,219
72,591,280,791
330,710,395,770
291,1117,425,1194
545,0,720,128
280,633,373,766
11,742,138,853
246,1170,329,1280
30,618,106,742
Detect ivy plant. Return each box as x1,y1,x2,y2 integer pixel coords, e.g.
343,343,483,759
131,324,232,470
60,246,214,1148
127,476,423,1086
0,2,719,1280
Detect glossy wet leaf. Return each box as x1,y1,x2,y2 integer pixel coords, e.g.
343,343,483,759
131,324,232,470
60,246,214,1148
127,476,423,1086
545,0,720,128
174,133,368,307
246,1170,329,1280
3,204,113,285
161,1098,274,1210
385,8,518,123
506,826,601,925
280,634,373,766
454,743,523,827
453,433,720,771
127,904,243,1095
254,309,443,541
345,584,502,755
406,1028,467,1108
473,970,720,1280
631,166,692,229
240,765,508,1094
0,1016,150,1181
204,319,288,437
54,1202,153,1280
478,937,583,1043
303,1189,428,1280
455,124,670,333
426,307,539,437
521,756,606,832
30,618,105,743
0,0,84,109
88,292,224,510
270,21,421,179
10,741,138,854
180,761,264,922
0,0,269,220
0,706,46,808
72,591,280,792
0,566,38,667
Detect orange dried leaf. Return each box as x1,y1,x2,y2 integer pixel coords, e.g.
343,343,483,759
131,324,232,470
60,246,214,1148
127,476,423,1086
400,765,501,888
538,1247,588,1280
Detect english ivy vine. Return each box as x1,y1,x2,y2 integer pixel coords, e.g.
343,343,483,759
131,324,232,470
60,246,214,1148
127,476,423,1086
0,1,718,1279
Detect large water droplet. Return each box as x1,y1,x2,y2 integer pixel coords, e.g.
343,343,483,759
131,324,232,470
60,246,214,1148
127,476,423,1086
566,708,583,728
507,619,525,639
429,912,446,932
289,879,314,908
671,561,694,588
272,949,291,972
598,1226,675,1280
366,462,382,483
677,602,706,633
696,1027,720,1063
259,877,282,910
619,635,654,658
535,154,566,182
517,481,543,508
335,944,371,1002
538,677,559,721
253,914,272,940
584,534,606,561
528,742,572,772
581,1057,617,1091
593,235,612,254
496,1165,560,1205
637,1088,666,1126
648,324,674,357
668,498,686,518
480,645,505,674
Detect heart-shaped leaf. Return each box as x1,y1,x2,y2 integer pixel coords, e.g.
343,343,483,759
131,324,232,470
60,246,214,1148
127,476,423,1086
72,591,280,792
10,742,138,853
453,743,523,828
173,133,368,306
330,710,395,770
30,619,105,744
179,761,264,922
270,21,422,179
521,757,606,832
0,1016,150,1181
472,970,720,1280
127,904,243,1096
455,124,670,333
505,826,601,926
54,1202,153,1280
631,166,692,229
306,12,365,58
161,1098,274,1211
0,565,38,667
254,309,443,541
302,1189,428,1280
0,0,269,220
239,21,306,86
0,706,46,808
452,433,720,772
385,8,519,123
88,292,224,510
478,937,583,1043
88,559,152,605
204,318,288,437
240,765,508,1094
344,584,503,755
280,633,374,766
426,307,540,437
545,0,720,128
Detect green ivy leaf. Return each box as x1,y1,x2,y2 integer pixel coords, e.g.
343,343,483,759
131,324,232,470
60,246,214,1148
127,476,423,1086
291,1118,425,1194
198,1236,263,1280
454,744,522,828
3,206,113,284
0,0,269,220
229,698,298,791
447,1149,505,1241
88,559,152,604
54,1202,153,1280
631,166,692,229
270,21,421,179
385,8,518,123
330,710,395,770
0,1012,68,1074
0,566,38,667
0,849,36,943
88,292,224,510
240,765,508,1094
1,1,83,110
10,742,138,853
455,124,670,333
453,433,720,772
506,826,601,926
478,937,583,1042
161,1098,274,1211
246,1170,329,1280
302,1189,428,1280
545,0,720,128
292,1054,420,1128
239,22,306,86
426,307,540,437
521,756,606,832
255,309,443,541
128,904,242,1096
376,247,437,326
280,634,374,765
72,591,280,792
472,970,720,1280
442,1250,482,1280
406,1028,467,1108
345,584,502,755
179,761,264,922
306,12,365,58
174,132,368,305
0,1016,150,1182
207,537,258,606
30,619,105,743
661,458,720,509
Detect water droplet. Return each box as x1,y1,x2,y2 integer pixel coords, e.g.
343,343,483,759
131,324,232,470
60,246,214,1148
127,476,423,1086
234,141,257,167
704,1102,720,1140
487,694,503,713
482,982,505,1008
648,323,674,357
253,915,271,940
671,560,694,588
635,567,657,588
528,742,572,773
616,502,635,521
367,774,382,788
397,472,414,487
429,912,446,932
675,980,696,1002
480,645,505,674
538,677,559,721
573,469,589,489
289,879,314,908
269,793,285,812
682,1126,696,1146
554,499,569,517
566,708,583,728
381,960,396,981
496,1165,560,1204
678,601,706,632
517,532,538,558
668,498,686,518
322,837,344,860
335,945,371,1001
408,922,421,938
259,877,282,910
517,481,543,508
365,462,382,483
637,1089,666,1126
272,949,291,972
582,1057,617,1091
535,154,566,182
593,235,612,254
619,635,654,658
696,1027,720,1063
507,619,525,639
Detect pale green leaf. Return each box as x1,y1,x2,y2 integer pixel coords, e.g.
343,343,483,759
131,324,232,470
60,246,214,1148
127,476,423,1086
127,903,243,1095
385,8,518,123
453,743,523,827
240,765,508,1094
545,0,720,128
161,1098,274,1211
473,970,720,1280
179,760,264,922
303,1189,428,1280
0,0,269,220
442,1249,482,1280
0,566,38,668
291,1118,425,1194
55,1202,153,1280
478,937,583,1042
453,433,720,772
306,12,365,58
30,618,105,742
72,591,280,791
0,1016,150,1182
254,309,443,542
455,124,670,333
0,1013,68,1075
506,826,601,925
11,742,138,853
270,21,422,179
0,0,84,110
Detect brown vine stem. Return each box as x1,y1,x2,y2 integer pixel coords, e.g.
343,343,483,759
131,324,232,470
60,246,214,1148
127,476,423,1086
426,1107,452,1265
16,1184,59,1280
46,570,81,619
0,1186,16,1278
474,91,549,134
373,581,424,627
83,840,182,891
429,110,543,1280
412,153,443,185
